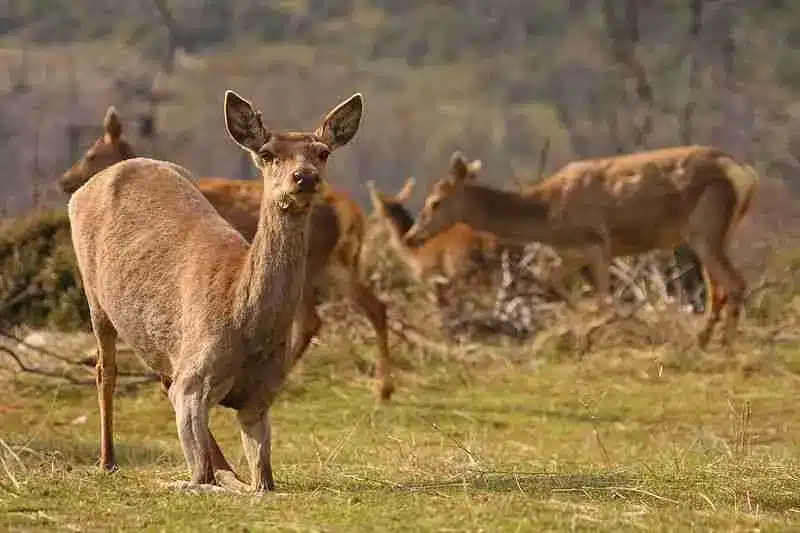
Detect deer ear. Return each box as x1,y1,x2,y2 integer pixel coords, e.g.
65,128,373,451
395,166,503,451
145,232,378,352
395,177,415,203
450,151,469,181
466,159,482,176
103,106,122,141
224,90,270,154
366,181,384,208
316,93,363,150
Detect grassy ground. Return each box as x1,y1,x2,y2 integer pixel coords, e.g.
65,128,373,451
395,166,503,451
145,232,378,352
1,323,799,532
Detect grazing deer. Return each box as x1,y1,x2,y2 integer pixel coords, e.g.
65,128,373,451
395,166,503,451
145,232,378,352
366,169,499,304
405,148,758,348
67,90,363,492
60,106,393,402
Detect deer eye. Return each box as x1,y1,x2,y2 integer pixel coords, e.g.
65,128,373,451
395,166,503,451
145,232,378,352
259,148,275,163
318,148,330,163
430,199,441,210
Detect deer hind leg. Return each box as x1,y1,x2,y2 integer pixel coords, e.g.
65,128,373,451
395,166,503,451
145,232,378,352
686,185,746,350
689,246,743,349
288,283,323,368
695,268,727,348
90,307,118,472
346,273,393,401
236,404,274,493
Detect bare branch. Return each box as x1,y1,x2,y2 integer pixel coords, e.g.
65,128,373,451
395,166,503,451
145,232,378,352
679,0,705,144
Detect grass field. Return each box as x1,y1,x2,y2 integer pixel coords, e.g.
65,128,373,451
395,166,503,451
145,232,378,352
1,323,799,532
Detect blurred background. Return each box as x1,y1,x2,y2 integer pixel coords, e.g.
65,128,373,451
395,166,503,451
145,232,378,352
0,1,798,225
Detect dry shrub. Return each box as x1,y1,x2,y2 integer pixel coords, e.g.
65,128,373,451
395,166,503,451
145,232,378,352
0,209,89,331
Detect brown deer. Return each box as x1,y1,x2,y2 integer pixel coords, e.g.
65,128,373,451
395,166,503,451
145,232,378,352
366,169,499,304
60,106,393,402
67,90,363,492
405,148,759,348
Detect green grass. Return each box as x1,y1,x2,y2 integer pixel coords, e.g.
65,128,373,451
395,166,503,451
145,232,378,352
1,331,799,532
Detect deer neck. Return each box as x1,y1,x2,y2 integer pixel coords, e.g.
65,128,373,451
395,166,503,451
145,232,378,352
460,184,552,244
233,187,312,344
373,203,416,262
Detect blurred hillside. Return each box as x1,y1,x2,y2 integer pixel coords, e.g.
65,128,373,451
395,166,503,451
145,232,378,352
0,0,800,248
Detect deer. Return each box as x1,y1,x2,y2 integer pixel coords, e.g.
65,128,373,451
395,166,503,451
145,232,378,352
404,148,759,348
60,105,393,402
67,89,363,492
366,167,500,305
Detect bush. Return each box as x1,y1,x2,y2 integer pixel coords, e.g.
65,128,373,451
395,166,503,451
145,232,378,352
0,209,90,331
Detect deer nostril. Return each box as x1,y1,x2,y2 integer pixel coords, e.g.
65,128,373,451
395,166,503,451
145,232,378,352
293,169,319,193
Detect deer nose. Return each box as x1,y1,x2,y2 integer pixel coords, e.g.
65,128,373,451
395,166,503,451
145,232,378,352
293,169,320,194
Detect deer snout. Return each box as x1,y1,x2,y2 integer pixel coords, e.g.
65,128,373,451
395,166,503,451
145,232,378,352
403,227,422,247
292,168,320,194
59,172,80,195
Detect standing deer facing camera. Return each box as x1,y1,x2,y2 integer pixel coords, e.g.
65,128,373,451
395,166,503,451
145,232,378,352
405,148,758,348
67,90,363,492
61,106,393,401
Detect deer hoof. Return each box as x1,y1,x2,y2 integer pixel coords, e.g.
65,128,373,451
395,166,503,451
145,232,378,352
377,381,395,402
164,480,227,494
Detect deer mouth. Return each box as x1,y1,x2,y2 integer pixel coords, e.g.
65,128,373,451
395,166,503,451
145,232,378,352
403,226,424,247
277,190,318,214
59,176,82,195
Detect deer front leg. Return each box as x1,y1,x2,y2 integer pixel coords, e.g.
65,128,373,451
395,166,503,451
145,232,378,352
236,405,274,493
168,375,215,487
545,251,588,310
583,243,613,312
161,376,239,479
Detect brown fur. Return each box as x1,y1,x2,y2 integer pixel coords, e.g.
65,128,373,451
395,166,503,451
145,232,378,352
405,148,759,347
366,175,498,302
61,108,392,403
67,90,363,492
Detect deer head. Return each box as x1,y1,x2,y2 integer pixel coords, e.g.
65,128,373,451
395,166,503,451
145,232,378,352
224,90,363,213
403,151,481,247
60,106,135,194
367,177,417,235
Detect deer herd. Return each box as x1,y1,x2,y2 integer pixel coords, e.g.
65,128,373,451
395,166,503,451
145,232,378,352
56,89,758,494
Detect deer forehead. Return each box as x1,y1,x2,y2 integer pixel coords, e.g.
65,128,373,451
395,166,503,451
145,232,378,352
264,133,328,158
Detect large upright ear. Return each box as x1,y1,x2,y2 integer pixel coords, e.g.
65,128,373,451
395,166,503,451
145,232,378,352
395,177,415,203
466,159,482,176
103,106,122,141
366,181,384,210
224,90,270,153
449,151,469,181
316,93,363,150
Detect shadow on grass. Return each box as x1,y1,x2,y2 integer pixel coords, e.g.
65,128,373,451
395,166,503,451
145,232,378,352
404,399,625,424
398,470,635,494
18,436,182,467
290,470,637,497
